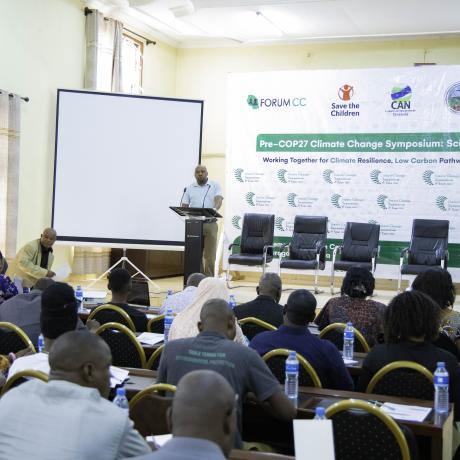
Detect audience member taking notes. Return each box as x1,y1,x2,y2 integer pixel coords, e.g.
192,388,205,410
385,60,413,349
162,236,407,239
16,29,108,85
132,370,237,460
0,331,150,459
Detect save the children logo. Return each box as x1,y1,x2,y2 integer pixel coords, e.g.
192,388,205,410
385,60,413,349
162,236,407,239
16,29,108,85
331,84,360,117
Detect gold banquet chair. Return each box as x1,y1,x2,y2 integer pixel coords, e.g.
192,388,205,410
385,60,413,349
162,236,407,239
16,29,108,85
87,304,136,332
238,317,277,341
148,315,165,334
146,344,165,371
263,349,322,388
325,399,411,460
366,361,434,400
1,370,48,396
0,322,36,355
319,322,370,353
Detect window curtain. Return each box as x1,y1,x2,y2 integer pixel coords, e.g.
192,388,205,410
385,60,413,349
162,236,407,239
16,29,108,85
0,92,20,259
72,9,124,275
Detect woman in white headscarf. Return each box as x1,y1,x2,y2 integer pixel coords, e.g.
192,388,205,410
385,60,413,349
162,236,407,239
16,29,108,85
168,277,246,344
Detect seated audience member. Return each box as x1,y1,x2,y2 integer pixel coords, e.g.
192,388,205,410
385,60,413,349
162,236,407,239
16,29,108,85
233,273,284,327
250,289,353,390
104,268,148,331
412,268,460,359
160,273,206,315
132,370,236,460
158,299,296,446
7,228,57,288
0,273,18,305
0,331,150,459
0,278,55,346
0,249,7,274
358,291,460,420
7,282,84,377
168,278,246,344
315,267,386,347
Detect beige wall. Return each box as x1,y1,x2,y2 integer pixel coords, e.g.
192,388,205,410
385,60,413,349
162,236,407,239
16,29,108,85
175,38,460,213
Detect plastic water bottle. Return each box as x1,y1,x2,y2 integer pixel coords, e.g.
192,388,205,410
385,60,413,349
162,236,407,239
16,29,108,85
314,406,326,420
228,294,237,310
75,285,84,312
113,387,129,411
164,306,174,343
285,350,299,407
343,322,354,360
434,362,449,414
38,334,45,353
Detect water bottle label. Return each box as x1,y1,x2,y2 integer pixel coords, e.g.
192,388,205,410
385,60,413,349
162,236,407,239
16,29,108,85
164,317,173,327
286,363,299,373
434,376,449,385
344,331,354,339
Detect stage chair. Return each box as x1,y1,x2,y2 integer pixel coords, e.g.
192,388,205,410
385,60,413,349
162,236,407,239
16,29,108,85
279,216,328,294
146,344,165,371
262,348,322,388
319,322,370,353
87,304,136,332
325,399,412,460
148,315,165,334
1,369,48,396
95,322,146,368
227,213,275,286
238,317,277,341
366,361,434,400
0,322,36,355
330,222,380,294
398,219,449,292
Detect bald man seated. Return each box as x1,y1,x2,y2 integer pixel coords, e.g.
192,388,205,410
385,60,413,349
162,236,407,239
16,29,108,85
7,228,57,288
157,299,296,447
0,331,151,459
133,370,237,460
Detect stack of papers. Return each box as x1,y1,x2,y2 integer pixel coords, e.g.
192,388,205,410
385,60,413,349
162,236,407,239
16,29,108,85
136,332,164,345
110,366,129,387
380,402,432,422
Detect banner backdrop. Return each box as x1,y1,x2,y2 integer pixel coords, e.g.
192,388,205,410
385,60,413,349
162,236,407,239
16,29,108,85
225,65,460,281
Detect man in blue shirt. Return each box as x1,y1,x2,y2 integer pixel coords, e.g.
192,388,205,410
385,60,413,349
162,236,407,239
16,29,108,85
182,165,223,276
250,289,354,391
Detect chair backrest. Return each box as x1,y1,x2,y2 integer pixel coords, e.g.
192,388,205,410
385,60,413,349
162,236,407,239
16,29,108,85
240,213,275,255
148,315,165,334
408,219,449,266
262,349,322,388
129,384,176,437
146,344,165,371
319,322,370,353
366,361,434,400
290,216,327,262
1,369,48,396
326,400,411,460
95,322,146,368
238,317,276,341
0,322,36,355
341,222,380,262
87,305,136,332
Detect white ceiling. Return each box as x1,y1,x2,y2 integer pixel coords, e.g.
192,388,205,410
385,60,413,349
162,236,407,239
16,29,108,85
86,0,460,47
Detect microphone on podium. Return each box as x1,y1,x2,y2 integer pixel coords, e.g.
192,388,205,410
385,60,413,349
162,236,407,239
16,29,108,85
180,187,187,206
202,184,211,208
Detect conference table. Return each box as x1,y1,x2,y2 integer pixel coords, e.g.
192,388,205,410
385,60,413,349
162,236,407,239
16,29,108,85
121,368,453,460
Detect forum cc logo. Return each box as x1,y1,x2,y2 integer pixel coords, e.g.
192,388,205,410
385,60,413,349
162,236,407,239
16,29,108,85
247,94,259,109
275,217,286,231
322,169,334,184
234,168,244,182
436,196,448,211
245,192,256,206
331,194,343,208
370,169,383,184
231,215,242,230
277,169,288,183
377,194,389,210
287,193,298,207
423,170,435,186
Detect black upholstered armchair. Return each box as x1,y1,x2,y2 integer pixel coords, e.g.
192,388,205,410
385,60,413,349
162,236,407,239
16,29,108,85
398,219,449,292
279,216,328,293
330,222,380,294
227,213,275,283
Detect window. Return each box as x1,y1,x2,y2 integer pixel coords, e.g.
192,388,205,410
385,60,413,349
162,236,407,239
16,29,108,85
121,33,143,94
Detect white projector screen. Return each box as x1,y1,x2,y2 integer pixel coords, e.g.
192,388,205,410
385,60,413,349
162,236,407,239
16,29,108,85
52,89,203,246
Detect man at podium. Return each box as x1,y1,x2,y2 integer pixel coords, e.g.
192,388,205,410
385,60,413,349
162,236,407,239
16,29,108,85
181,165,223,276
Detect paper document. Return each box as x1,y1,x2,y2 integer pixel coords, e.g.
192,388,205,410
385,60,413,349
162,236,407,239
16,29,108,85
294,419,335,460
343,358,358,365
53,263,72,281
137,332,164,345
146,314,159,320
380,402,432,422
110,366,129,387
146,434,172,448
